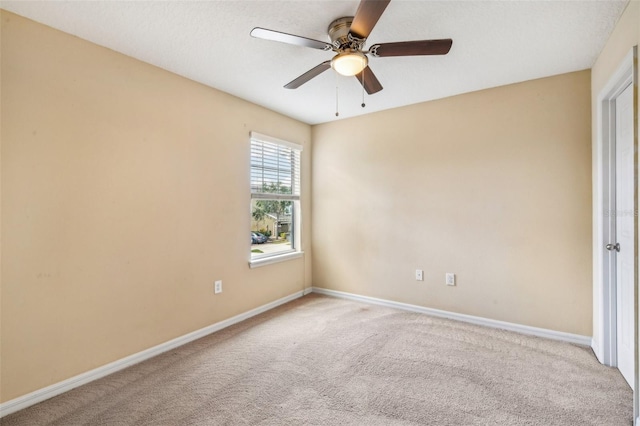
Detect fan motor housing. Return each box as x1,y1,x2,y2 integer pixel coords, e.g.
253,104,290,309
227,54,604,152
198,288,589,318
328,17,356,49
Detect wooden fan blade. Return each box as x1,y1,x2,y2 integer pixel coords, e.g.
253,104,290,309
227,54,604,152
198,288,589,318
369,39,453,57
349,0,391,40
251,28,333,51
355,66,383,94
284,61,332,89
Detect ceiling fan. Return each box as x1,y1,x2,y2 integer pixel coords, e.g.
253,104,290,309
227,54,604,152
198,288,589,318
250,0,453,95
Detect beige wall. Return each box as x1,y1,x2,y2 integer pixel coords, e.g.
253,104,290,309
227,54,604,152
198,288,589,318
312,70,592,336
590,0,640,353
0,11,312,402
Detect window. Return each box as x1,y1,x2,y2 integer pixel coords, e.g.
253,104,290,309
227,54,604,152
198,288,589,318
249,132,302,265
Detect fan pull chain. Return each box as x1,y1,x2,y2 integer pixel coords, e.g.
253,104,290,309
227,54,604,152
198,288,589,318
335,74,340,117
361,70,366,108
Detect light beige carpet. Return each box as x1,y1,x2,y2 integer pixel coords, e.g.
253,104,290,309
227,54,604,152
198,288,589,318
1,294,632,425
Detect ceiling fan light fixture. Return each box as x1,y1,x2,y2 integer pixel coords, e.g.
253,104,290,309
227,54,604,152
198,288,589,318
331,51,368,76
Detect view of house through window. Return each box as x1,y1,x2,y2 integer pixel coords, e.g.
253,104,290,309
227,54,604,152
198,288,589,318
250,132,301,261
251,199,294,257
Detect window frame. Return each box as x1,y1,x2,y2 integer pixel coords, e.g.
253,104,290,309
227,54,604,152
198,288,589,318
249,132,303,268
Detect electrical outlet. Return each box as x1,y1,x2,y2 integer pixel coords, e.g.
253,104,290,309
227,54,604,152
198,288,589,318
214,280,222,294
415,269,423,281
446,273,455,286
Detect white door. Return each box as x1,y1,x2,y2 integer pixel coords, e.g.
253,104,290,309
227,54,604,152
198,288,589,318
614,82,635,389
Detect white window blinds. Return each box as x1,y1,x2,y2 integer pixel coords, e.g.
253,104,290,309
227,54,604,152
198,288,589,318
250,132,302,200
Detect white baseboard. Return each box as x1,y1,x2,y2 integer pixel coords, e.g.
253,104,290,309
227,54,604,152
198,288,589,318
303,286,313,295
311,287,592,346
591,339,603,363
0,290,307,418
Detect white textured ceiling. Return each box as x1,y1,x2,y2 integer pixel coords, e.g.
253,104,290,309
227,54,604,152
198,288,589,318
1,0,628,125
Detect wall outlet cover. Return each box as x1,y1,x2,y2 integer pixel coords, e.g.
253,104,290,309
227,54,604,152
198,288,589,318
214,280,222,294
415,269,424,281
446,273,455,286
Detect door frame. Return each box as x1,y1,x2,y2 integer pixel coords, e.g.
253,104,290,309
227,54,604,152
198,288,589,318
593,46,638,422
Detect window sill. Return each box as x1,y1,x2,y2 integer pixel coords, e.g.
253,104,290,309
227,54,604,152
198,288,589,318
249,251,304,268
